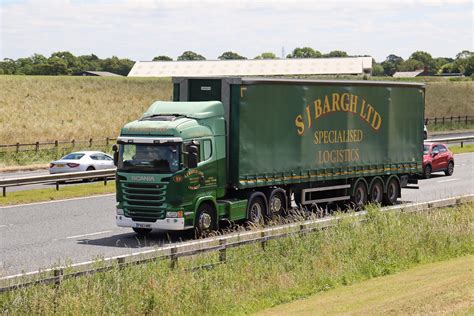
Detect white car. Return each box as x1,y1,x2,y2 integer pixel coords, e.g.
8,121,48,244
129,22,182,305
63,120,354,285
424,124,428,140
49,151,115,174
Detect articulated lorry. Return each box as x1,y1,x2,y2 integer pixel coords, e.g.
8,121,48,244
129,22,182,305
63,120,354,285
114,77,424,235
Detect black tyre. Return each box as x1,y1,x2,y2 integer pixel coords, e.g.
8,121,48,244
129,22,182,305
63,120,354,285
383,178,400,205
369,180,383,204
444,161,454,176
247,195,266,225
268,189,286,218
423,164,432,179
133,227,152,235
84,166,96,182
351,181,368,210
195,203,217,237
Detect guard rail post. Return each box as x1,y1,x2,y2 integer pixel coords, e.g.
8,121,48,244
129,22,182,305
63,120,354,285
219,239,226,263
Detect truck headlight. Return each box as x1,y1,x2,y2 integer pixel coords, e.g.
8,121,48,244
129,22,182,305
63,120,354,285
167,210,184,218
116,208,124,215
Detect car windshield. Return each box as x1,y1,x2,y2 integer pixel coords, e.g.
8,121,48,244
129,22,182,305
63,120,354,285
62,153,85,160
118,143,180,174
423,145,430,155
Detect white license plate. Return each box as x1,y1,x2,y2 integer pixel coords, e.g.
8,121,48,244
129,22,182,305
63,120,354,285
135,223,151,228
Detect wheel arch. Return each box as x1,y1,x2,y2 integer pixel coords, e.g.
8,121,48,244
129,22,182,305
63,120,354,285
194,196,218,220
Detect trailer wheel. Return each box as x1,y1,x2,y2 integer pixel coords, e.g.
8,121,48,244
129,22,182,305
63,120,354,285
369,180,383,204
195,203,217,237
351,181,367,210
247,195,266,225
268,189,287,218
383,178,400,205
133,227,152,235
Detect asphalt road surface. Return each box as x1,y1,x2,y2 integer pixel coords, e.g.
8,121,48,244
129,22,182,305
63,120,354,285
0,153,473,277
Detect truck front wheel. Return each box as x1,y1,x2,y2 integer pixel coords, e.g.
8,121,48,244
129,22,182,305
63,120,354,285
196,203,217,237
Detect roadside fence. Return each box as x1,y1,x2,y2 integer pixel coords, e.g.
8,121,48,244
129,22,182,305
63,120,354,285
0,138,116,153
425,115,474,125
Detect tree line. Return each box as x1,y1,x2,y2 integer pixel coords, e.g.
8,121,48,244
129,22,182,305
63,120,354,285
1,48,472,76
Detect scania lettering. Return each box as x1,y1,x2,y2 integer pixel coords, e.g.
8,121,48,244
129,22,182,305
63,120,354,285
114,77,424,235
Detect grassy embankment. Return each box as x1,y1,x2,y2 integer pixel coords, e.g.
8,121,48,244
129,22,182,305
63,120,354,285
450,144,474,154
259,255,474,315
1,203,472,314
0,76,472,167
0,182,115,206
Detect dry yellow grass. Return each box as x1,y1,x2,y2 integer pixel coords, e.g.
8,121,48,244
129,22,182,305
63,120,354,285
258,255,474,316
0,75,171,143
0,76,472,145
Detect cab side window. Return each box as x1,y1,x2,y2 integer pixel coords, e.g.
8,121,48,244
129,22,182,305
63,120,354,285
202,139,212,161
439,145,447,153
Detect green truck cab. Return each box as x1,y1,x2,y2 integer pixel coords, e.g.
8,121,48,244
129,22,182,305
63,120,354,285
115,77,424,235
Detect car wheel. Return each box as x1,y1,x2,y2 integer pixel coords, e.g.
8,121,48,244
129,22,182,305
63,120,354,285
133,227,152,235
423,164,432,179
84,166,95,182
444,161,454,176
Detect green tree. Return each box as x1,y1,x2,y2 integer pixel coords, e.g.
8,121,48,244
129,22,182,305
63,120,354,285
324,50,348,58
409,51,434,72
177,51,206,61
152,55,173,61
0,58,17,74
50,51,80,74
433,57,453,73
286,47,322,58
100,56,134,76
218,51,247,60
254,52,277,59
77,54,101,72
452,50,473,75
381,54,403,76
397,59,424,72
45,56,68,75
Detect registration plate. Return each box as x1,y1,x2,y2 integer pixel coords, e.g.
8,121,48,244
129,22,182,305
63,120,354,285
135,223,151,228
56,164,65,167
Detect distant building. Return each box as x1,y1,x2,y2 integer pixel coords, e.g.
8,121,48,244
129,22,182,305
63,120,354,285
392,69,428,78
81,71,122,77
127,57,373,77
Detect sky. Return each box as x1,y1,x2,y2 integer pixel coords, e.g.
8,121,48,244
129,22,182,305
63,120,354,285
0,0,472,62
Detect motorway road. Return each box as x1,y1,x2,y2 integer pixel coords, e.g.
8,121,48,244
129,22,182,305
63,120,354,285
0,153,473,277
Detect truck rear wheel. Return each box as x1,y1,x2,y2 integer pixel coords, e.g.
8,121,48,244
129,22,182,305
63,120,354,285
268,189,286,218
383,178,400,205
247,194,266,225
369,180,383,204
351,181,367,210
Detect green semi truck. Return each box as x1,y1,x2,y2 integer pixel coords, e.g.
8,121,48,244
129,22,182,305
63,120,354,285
114,77,424,235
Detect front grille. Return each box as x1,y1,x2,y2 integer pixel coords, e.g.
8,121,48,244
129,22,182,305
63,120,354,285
121,182,167,221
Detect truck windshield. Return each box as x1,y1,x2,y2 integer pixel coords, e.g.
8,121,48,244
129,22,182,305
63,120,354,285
118,143,180,174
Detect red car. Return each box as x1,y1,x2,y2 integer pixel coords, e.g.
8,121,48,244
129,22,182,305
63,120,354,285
422,142,454,179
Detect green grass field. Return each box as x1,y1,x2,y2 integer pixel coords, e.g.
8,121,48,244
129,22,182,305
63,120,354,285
1,203,472,314
0,75,472,145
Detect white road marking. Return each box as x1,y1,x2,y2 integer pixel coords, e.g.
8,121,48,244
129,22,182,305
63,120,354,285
0,224,12,228
65,230,113,239
437,178,460,183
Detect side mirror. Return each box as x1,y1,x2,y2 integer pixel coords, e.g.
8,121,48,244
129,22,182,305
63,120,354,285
112,144,119,166
187,145,199,169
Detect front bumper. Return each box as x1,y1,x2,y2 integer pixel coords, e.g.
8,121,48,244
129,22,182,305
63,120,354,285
116,215,189,231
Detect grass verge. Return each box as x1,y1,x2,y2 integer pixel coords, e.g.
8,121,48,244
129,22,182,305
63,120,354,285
450,144,474,154
258,255,474,315
0,182,115,206
0,203,472,314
